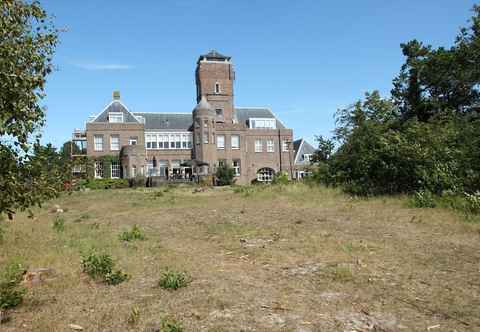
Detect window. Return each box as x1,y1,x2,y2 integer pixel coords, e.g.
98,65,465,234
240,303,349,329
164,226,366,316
249,118,276,129
175,135,181,149
203,131,209,144
94,135,103,151
146,132,192,150
215,82,220,94
129,137,137,145
217,135,225,149
94,161,104,178
303,154,312,162
109,112,123,123
170,134,176,148
111,161,120,178
231,135,240,149
146,159,155,176
110,135,120,151
282,140,289,152
146,135,153,149
255,139,263,152
158,160,168,177
218,159,226,167
216,109,224,121
233,160,241,176
131,165,137,178
267,139,274,152
257,168,274,182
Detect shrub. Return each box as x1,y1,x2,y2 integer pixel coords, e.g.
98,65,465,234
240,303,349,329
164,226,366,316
158,317,183,332
412,190,436,208
272,171,289,185
119,225,146,242
127,306,140,326
52,215,65,232
0,262,27,309
158,269,190,290
464,192,480,215
215,164,235,186
76,178,129,190
80,250,128,285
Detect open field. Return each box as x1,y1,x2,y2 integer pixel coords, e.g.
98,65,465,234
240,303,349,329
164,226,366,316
1,184,479,331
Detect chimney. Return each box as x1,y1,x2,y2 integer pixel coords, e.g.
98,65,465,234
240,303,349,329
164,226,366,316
113,91,120,100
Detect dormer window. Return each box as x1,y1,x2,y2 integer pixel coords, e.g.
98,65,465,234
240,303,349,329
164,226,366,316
249,118,276,129
215,82,221,94
109,112,123,123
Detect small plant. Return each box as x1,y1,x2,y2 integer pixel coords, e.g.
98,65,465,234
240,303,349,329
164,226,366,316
80,250,129,285
0,261,27,310
215,164,235,186
119,225,146,242
329,266,354,283
159,316,183,332
464,192,480,215
158,269,190,290
74,213,91,223
412,190,436,208
52,215,65,232
127,306,140,325
272,171,289,185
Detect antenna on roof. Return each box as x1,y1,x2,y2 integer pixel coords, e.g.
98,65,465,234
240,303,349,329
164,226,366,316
113,91,120,100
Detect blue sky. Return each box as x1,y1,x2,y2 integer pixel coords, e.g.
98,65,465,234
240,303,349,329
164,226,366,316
41,0,477,148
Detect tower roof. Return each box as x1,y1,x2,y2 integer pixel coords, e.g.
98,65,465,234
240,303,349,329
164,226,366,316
198,50,231,63
194,95,213,112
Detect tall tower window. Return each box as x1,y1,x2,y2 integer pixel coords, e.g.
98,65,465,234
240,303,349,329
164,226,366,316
215,82,221,94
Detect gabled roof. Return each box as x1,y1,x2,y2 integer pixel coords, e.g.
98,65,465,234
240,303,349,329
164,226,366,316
234,107,286,129
133,112,192,131
91,100,140,123
294,138,316,165
198,50,231,63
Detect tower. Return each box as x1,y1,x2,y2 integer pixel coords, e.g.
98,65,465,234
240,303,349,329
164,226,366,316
195,50,235,123
193,96,216,174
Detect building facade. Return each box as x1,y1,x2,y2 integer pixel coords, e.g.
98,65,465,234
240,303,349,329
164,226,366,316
72,50,305,184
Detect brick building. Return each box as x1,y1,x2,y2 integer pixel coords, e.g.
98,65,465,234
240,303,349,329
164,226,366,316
72,50,310,184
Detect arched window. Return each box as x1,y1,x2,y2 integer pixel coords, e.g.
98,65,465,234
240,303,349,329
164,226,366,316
257,168,275,182
215,82,221,94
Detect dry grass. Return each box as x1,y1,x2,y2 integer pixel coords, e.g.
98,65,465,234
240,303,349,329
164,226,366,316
1,184,479,331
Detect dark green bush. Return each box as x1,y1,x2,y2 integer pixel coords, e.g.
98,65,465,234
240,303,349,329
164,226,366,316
80,250,128,285
0,261,27,309
215,164,235,186
272,171,289,185
76,178,129,190
158,317,183,332
52,215,65,232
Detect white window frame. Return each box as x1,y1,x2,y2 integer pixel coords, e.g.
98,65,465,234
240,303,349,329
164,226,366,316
255,139,263,153
217,135,225,149
233,160,241,176
257,168,274,182
145,132,192,150
131,165,137,178
94,135,103,151
215,82,221,94
282,140,289,152
249,118,276,129
94,161,104,179
231,135,240,149
108,112,124,123
303,154,312,162
111,161,120,179
110,135,120,151
266,139,274,153
129,137,137,145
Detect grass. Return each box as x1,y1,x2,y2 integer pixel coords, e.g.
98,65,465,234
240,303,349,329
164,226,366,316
0,184,479,331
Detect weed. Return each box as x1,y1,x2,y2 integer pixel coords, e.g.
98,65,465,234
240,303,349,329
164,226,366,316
52,215,65,232
80,250,129,285
464,192,480,215
412,190,436,208
119,225,146,242
127,306,140,325
74,213,91,223
0,261,27,309
158,269,190,290
158,316,183,332
329,266,354,282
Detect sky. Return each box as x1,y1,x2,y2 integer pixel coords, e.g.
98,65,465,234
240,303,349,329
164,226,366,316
40,0,478,148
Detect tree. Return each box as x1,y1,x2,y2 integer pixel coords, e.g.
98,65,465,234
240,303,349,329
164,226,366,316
0,0,58,217
215,164,235,186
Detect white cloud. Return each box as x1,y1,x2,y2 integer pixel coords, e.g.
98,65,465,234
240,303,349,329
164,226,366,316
74,63,133,71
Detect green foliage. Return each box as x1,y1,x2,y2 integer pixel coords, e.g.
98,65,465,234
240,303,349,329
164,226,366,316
464,192,480,214
52,215,65,232
158,317,183,332
412,190,437,208
119,225,146,242
127,306,140,326
272,171,289,185
158,269,190,290
0,1,59,217
0,261,27,309
215,164,235,186
77,178,129,190
80,250,128,285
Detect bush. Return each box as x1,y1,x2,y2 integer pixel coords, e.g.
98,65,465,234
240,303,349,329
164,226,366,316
215,164,235,186
272,171,289,185
119,225,146,242
412,190,437,208
0,262,27,309
76,178,129,190
464,192,480,214
158,317,183,332
158,269,190,290
52,215,65,232
80,250,128,285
